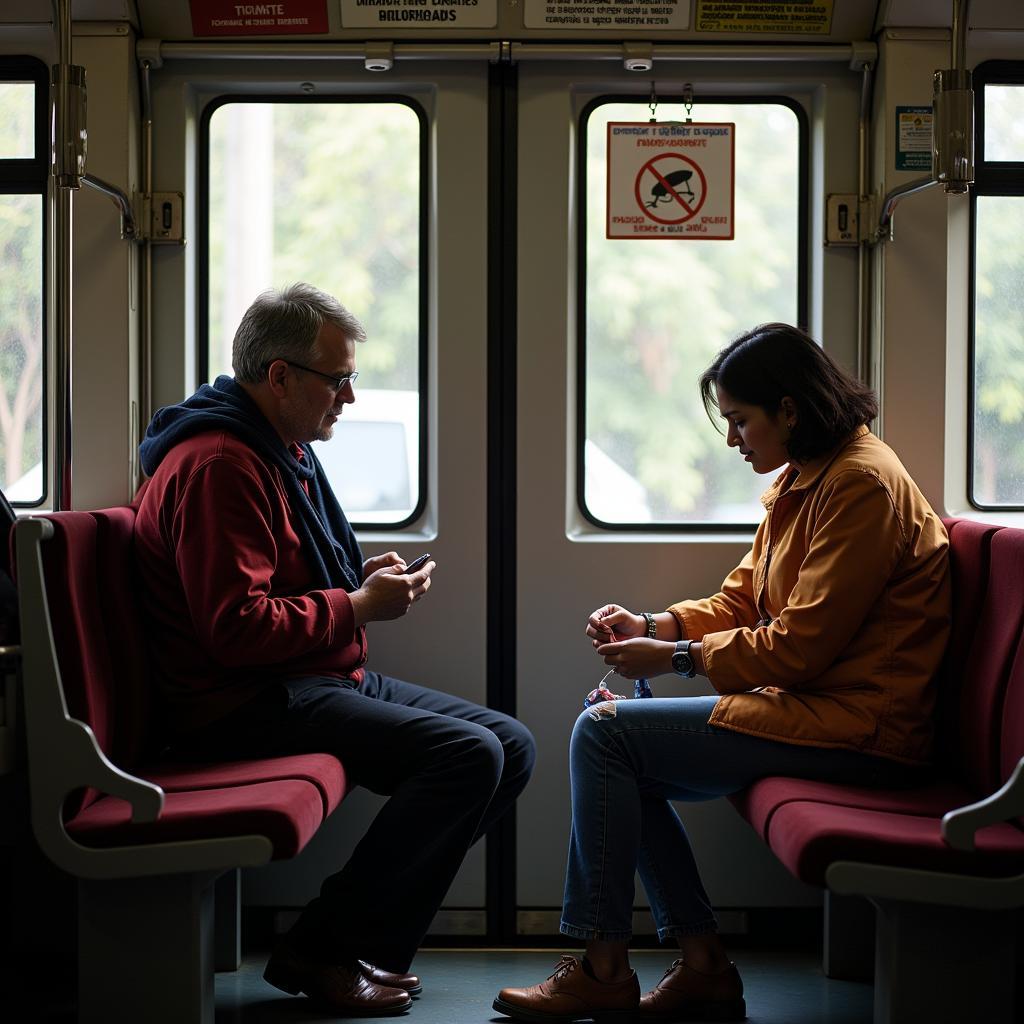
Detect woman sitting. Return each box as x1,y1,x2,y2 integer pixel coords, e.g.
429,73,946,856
494,323,951,1024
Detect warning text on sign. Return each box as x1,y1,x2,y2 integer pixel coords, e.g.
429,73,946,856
606,122,735,240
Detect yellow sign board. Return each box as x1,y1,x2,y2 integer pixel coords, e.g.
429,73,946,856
695,0,834,35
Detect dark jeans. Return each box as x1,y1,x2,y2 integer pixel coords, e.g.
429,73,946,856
178,671,536,971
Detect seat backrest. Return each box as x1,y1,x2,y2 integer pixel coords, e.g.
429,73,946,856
934,518,1001,766
34,508,152,815
950,522,1024,797
992,531,1024,819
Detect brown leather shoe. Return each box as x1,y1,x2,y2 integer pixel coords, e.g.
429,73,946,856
263,944,412,1016
639,959,745,1022
359,959,423,995
494,954,640,1023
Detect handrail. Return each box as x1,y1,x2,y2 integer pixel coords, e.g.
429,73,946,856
82,173,138,240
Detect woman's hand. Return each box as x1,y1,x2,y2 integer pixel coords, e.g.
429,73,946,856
595,637,675,680
586,604,645,648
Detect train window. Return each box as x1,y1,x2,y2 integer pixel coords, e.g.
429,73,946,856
0,83,34,158
202,98,426,527
579,98,805,528
971,63,1024,509
982,86,1024,162
0,58,47,507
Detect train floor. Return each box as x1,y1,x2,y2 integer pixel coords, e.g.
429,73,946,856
215,947,874,1023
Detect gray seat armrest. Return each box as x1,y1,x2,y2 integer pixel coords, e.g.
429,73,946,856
15,517,273,880
826,754,1024,910
941,755,1024,851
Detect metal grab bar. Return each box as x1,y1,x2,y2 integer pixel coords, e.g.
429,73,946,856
82,173,138,240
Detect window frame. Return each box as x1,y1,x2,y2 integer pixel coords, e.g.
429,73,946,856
0,56,49,508
969,60,1024,512
576,93,809,532
198,93,430,530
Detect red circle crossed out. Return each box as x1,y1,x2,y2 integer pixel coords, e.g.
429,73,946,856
635,153,708,225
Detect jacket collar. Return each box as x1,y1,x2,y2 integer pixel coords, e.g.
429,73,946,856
760,424,870,510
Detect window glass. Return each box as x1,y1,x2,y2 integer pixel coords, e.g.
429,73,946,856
983,85,1024,162
0,83,34,159
206,100,423,524
972,195,1024,506
0,68,44,505
583,100,801,525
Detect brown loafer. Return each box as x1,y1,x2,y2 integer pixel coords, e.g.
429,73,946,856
494,954,640,1023
263,944,412,1016
359,959,423,995
639,959,745,1022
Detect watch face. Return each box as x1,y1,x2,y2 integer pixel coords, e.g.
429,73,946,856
672,651,694,675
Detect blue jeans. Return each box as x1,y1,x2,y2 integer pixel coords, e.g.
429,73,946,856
560,695,922,942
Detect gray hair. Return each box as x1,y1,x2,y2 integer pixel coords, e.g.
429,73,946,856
231,283,367,384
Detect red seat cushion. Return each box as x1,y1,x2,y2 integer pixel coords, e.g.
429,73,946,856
142,753,349,818
765,800,1024,887
66,779,326,860
731,776,975,841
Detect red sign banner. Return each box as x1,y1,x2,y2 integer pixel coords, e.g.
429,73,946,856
189,0,329,36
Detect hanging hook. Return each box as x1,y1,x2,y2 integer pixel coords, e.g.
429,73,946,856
682,82,694,123
649,81,658,123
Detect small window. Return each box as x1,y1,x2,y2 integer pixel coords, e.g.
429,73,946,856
982,85,1024,162
0,59,47,507
971,63,1024,509
579,97,806,528
202,98,427,527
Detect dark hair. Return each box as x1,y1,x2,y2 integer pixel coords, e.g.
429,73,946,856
699,323,878,463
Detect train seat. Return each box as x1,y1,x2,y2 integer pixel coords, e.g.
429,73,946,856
13,506,349,1024
730,517,1024,1024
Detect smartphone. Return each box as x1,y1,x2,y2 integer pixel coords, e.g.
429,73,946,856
404,552,432,574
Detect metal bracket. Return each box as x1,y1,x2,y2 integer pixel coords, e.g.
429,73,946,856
848,40,876,71
135,38,164,70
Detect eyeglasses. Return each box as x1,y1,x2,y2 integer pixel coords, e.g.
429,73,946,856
272,359,359,392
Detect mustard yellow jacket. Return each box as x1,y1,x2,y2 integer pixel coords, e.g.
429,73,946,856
668,426,951,765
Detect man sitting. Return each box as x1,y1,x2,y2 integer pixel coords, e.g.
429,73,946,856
133,282,535,1015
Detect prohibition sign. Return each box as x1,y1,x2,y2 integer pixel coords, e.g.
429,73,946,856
635,153,708,225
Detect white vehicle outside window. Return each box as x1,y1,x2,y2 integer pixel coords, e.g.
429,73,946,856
314,389,419,524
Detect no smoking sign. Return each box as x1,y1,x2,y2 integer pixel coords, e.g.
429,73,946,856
607,121,735,239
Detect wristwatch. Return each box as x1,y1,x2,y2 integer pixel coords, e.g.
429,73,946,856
672,639,696,678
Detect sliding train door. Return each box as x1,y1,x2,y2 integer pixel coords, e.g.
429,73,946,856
148,52,494,925
513,54,865,926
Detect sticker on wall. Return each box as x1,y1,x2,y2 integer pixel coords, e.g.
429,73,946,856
189,0,329,35
607,121,734,239
695,0,833,35
523,0,690,31
895,106,933,172
340,0,498,27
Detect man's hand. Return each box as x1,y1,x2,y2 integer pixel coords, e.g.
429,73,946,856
349,561,435,627
586,604,645,650
362,551,404,581
595,637,674,680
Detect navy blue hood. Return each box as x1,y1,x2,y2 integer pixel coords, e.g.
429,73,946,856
140,375,363,592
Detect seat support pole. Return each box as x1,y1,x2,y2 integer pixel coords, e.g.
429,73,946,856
214,868,241,972
823,890,874,981
78,872,217,1024
872,898,1016,1024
